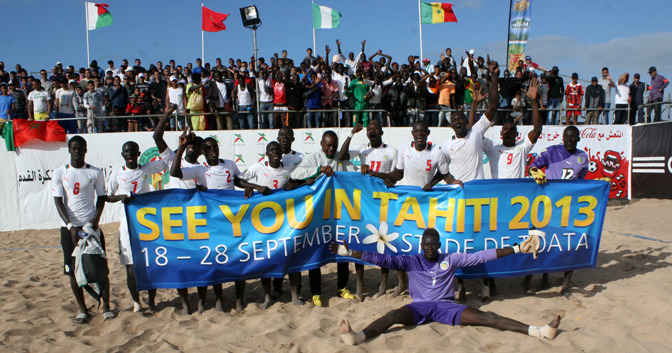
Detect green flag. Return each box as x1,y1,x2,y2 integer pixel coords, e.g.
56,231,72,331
1,120,15,152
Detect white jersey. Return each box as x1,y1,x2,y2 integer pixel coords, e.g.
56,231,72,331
182,159,242,190
282,150,304,169
441,114,492,182
291,150,358,180
108,159,167,265
51,164,105,227
241,161,294,189
396,142,448,187
160,148,200,189
351,142,398,173
485,135,535,179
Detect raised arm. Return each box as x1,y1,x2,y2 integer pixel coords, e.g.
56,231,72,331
169,132,191,179
336,39,343,56
337,123,362,162
153,104,176,153
483,56,500,122
525,77,543,143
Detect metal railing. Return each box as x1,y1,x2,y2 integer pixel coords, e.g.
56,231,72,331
20,101,670,133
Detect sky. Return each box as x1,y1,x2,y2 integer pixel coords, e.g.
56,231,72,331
2,0,672,85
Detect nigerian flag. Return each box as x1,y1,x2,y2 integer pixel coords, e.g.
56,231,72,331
87,2,113,30
312,3,341,29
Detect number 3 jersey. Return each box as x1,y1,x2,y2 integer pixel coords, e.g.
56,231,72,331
531,144,589,180
51,164,105,227
240,161,294,189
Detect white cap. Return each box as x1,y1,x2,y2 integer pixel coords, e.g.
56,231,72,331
332,54,341,63
469,49,475,55
138,73,145,78
169,76,177,81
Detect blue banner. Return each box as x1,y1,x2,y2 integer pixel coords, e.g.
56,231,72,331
126,173,609,291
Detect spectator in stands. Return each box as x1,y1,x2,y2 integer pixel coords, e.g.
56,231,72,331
304,72,323,128
0,83,16,126
584,77,605,125
109,76,129,132
629,73,646,124
8,81,26,119
27,78,51,121
546,66,563,125
84,80,104,133
598,68,615,125
647,66,669,122
564,73,583,125
613,73,630,125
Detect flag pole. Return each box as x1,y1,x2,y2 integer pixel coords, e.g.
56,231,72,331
505,0,512,71
85,2,90,65
201,4,205,62
418,0,424,62
312,1,316,53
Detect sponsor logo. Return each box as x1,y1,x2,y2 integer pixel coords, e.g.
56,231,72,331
304,132,314,141
440,261,449,270
234,134,244,143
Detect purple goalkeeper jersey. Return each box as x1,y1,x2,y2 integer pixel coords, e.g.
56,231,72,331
361,249,497,302
531,144,589,180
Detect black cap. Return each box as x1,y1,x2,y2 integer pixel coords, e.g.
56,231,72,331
649,66,656,74
591,77,598,82
634,73,640,78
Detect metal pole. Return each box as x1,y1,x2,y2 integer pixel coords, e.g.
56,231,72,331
201,4,205,63
312,1,316,53
85,2,90,65
505,0,512,71
253,26,261,129
418,0,423,62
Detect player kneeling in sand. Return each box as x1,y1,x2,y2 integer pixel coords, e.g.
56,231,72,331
328,228,560,345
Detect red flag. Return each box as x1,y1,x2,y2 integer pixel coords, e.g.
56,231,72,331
13,120,66,147
202,6,229,32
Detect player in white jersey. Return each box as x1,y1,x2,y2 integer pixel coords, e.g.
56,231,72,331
52,136,113,324
171,133,269,312
277,126,304,169
442,57,500,303
239,141,302,308
485,77,543,179
272,126,306,299
441,58,500,183
290,130,359,307
373,120,459,190
338,121,403,300
105,141,168,314
153,106,207,315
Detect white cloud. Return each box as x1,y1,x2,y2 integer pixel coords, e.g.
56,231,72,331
475,32,672,81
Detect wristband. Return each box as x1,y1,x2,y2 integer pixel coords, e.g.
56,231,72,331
349,133,354,139
513,244,521,254
337,244,353,257
66,223,74,230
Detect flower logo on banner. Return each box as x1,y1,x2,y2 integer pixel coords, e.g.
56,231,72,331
363,221,399,254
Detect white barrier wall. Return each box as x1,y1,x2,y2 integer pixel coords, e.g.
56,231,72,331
1,124,631,231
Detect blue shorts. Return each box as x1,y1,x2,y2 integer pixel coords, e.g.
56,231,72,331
406,301,467,326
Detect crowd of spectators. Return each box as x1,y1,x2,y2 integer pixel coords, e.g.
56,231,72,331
0,40,668,133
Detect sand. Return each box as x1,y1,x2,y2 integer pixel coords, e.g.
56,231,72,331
1,199,671,353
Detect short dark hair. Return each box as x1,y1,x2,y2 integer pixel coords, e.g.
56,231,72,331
564,125,579,135
571,73,578,79
422,228,440,242
602,67,609,72
68,135,87,149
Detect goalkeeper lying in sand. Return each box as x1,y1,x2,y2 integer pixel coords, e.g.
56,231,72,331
328,227,560,346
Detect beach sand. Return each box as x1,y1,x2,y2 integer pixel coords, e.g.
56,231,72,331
1,199,671,353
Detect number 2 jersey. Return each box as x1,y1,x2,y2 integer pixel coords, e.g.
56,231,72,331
531,144,588,180
181,159,242,190
51,164,105,227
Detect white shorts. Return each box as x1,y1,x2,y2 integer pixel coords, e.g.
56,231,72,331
117,209,134,265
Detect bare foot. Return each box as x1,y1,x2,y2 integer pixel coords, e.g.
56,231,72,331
291,298,304,306
339,319,364,345
235,299,245,312
538,273,550,290
356,289,364,302
391,285,406,298
375,283,387,298
481,284,491,303
455,285,466,304
148,303,157,315
258,297,271,310
215,299,223,312
198,300,206,315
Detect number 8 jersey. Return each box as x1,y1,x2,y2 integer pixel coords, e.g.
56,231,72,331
51,164,106,227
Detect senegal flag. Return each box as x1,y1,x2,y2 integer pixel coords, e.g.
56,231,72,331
420,2,458,24
86,2,113,30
